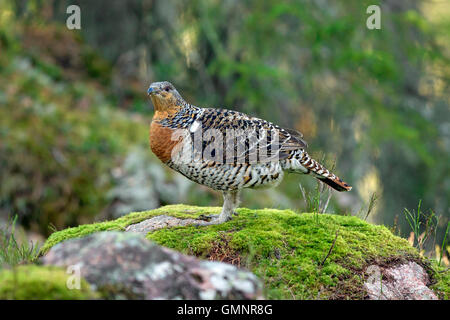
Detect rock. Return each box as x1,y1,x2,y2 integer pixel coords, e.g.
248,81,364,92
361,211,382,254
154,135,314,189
364,261,438,300
125,214,209,234
41,231,263,300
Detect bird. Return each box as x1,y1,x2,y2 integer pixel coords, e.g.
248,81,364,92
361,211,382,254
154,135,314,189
147,81,352,224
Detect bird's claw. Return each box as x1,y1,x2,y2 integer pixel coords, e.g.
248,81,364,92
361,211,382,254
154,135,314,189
195,213,232,226
198,214,215,221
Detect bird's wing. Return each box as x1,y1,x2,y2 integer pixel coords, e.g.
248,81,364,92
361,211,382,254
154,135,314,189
191,108,307,163
278,127,308,151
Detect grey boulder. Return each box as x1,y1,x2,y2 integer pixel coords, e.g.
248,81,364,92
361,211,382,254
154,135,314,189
41,231,263,300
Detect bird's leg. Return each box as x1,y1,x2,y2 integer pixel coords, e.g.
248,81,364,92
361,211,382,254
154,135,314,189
215,190,235,223
231,190,241,216
198,190,239,225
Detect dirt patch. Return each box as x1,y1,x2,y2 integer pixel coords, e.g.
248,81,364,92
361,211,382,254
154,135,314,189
327,277,367,300
206,231,243,268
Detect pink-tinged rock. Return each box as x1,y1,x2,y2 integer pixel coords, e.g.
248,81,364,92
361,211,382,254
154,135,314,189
364,261,437,300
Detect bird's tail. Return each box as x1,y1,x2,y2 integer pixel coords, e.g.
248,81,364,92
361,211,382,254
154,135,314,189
284,150,352,192
302,152,351,191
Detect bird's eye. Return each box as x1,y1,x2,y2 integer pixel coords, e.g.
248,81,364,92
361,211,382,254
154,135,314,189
164,86,171,92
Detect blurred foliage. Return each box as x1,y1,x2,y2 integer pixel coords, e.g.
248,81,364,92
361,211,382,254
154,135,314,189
0,215,39,268
0,51,147,233
0,6,159,234
0,5,228,235
0,0,449,249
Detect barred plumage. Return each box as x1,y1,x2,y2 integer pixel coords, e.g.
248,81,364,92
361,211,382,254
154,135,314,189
148,81,351,224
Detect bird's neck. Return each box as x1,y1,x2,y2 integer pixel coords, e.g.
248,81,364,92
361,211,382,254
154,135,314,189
151,98,184,120
152,100,196,122
153,108,180,121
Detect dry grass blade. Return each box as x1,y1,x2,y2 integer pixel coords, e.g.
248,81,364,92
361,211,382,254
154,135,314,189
364,192,378,221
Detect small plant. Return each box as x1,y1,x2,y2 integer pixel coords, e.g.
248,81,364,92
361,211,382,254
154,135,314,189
0,215,40,268
438,222,449,267
364,193,378,221
403,200,439,253
298,154,335,221
389,214,400,235
298,181,333,213
355,192,379,221
299,181,332,224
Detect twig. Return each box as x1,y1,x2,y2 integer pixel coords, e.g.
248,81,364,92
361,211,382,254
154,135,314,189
320,229,340,266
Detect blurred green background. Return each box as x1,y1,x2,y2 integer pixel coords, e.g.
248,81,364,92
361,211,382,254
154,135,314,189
0,0,448,259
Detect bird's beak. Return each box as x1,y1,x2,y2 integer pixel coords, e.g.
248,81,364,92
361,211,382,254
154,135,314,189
147,87,155,96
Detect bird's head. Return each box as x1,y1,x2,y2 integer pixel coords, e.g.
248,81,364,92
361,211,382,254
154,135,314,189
147,81,184,112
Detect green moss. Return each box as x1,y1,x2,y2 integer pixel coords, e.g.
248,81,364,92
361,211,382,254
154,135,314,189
429,262,450,300
145,207,419,299
0,265,98,300
39,205,213,255
40,205,447,299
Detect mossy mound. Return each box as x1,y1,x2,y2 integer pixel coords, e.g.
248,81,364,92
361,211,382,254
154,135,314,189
430,265,450,299
0,265,98,300
40,205,445,299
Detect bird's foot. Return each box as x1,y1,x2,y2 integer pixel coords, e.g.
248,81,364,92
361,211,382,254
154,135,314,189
195,213,232,226
198,214,215,221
